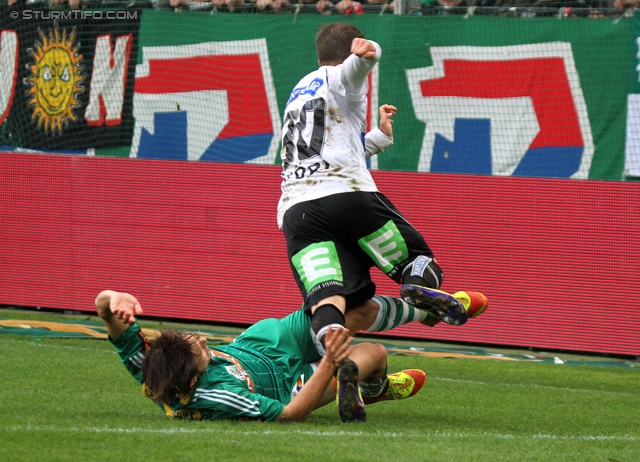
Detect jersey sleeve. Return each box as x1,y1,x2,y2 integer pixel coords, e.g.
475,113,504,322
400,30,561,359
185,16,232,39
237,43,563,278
109,324,148,385
365,127,394,158
191,379,285,422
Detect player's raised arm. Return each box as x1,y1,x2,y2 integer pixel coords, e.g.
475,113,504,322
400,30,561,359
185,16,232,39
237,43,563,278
276,327,352,422
341,38,381,94
95,290,143,339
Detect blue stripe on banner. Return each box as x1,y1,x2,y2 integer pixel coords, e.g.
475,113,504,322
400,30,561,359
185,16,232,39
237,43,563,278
514,146,584,178
200,133,273,163
431,119,492,175
137,111,189,160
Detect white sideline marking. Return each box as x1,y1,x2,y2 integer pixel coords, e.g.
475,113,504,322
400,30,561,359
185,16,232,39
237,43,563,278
431,376,636,397
2,425,639,442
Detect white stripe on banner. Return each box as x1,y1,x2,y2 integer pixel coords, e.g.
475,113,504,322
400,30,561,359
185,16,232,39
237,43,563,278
625,94,640,177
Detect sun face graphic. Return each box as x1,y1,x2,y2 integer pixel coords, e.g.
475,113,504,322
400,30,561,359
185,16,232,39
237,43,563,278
26,28,83,133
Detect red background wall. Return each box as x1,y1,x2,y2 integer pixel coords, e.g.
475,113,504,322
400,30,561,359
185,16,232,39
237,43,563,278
1,152,639,356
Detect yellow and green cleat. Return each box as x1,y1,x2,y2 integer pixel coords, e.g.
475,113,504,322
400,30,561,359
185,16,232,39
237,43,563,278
363,369,426,405
454,290,489,318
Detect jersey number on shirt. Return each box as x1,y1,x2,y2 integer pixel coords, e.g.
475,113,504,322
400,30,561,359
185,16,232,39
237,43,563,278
282,98,326,163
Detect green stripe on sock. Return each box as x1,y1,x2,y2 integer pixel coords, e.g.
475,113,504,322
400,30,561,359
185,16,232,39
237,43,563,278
367,296,427,332
367,296,391,332
360,374,388,399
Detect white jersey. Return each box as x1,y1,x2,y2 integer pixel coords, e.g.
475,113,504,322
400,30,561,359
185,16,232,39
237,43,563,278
277,42,383,229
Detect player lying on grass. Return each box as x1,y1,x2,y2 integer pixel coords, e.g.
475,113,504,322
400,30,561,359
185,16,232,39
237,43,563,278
95,290,429,423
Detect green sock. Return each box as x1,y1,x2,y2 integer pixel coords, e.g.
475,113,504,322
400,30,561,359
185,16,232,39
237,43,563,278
360,367,389,399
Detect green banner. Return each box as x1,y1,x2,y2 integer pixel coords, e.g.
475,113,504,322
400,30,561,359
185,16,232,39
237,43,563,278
132,12,633,180
4,10,635,180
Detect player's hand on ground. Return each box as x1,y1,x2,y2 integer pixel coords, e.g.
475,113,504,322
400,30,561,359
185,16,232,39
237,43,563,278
110,292,143,325
351,38,377,60
323,327,353,370
379,104,397,138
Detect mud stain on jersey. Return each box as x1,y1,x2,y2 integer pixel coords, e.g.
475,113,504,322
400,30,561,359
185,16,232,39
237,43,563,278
324,125,332,146
327,107,345,124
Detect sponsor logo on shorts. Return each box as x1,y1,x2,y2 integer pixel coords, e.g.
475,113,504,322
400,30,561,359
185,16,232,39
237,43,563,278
293,241,343,291
358,221,409,273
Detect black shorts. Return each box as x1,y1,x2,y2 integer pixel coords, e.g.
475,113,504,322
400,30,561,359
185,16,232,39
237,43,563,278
282,191,434,312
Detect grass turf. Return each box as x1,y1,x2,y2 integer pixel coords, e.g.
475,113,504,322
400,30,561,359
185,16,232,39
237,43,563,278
1,311,639,461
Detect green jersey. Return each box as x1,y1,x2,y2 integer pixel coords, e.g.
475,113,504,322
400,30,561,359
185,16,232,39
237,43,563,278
110,309,321,422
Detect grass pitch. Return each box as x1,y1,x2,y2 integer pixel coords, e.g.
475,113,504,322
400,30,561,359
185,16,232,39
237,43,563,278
1,309,639,462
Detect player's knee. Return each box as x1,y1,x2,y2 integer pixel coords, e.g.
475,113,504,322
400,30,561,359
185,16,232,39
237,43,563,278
355,342,387,365
367,343,388,374
371,343,387,363
402,255,443,289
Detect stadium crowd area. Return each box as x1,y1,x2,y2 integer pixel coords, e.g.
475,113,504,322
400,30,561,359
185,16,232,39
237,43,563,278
3,0,636,18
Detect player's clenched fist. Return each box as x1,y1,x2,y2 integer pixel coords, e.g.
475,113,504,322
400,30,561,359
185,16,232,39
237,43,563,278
379,104,397,138
351,38,377,60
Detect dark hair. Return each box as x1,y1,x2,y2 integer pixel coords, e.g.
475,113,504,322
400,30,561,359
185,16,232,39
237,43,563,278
141,330,201,405
316,22,365,66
